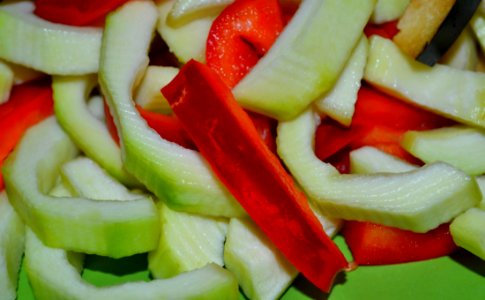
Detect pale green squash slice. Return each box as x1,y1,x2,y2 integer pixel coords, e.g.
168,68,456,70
167,0,233,26
3,117,159,258
402,126,485,176
224,218,298,300
24,229,239,300
314,36,368,126
232,0,375,120
0,192,25,300
148,202,228,279
277,109,480,232
0,1,102,75
99,0,244,217
349,146,416,174
53,75,139,187
364,36,485,129
157,0,215,63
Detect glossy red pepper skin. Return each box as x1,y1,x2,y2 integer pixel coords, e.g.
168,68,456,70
315,85,452,165
364,20,400,39
103,102,195,149
342,221,457,265
104,102,276,152
34,0,129,26
206,0,284,88
162,60,349,292
0,80,54,190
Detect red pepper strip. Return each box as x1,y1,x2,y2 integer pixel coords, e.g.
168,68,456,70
364,20,399,39
342,221,457,265
34,0,129,26
103,102,196,150
137,106,197,150
352,86,453,131
0,80,54,190
206,0,284,88
315,85,453,167
279,0,300,24
162,60,349,292
349,126,422,164
105,101,277,153
104,101,119,144
246,111,277,154
315,118,367,162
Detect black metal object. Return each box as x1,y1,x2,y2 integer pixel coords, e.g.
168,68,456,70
416,0,481,66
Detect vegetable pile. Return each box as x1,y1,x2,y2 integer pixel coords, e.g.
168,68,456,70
2,0,485,299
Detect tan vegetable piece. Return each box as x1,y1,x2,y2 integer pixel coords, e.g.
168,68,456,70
393,0,456,58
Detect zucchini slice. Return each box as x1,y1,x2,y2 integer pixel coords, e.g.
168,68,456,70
0,1,102,75
0,192,25,300
0,59,13,102
364,36,485,128
148,202,228,279
402,126,485,176
60,157,143,201
157,0,215,63
134,66,178,114
276,109,480,232
450,208,485,261
370,0,410,24
350,146,417,174
224,218,298,300
314,35,368,126
167,0,233,26
232,0,375,120
99,0,244,217
24,229,239,300
3,117,159,258
53,75,139,187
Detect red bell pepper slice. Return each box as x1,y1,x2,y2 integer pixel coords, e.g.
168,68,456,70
246,111,277,154
137,106,197,150
364,20,399,39
315,85,453,167
161,59,349,292
104,102,276,153
352,86,452,131
342,221,457,265
34,0,129,27
103,102,196,150
206,0,284,88
315,118,367,162
0,79,54,190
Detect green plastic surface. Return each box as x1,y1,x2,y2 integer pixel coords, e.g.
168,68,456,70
16,235,485,299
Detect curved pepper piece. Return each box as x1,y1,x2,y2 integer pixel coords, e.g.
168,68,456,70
343,221,456,265
162,60,349,292
0,79,53,190
34,0,130,26
206,0,284,88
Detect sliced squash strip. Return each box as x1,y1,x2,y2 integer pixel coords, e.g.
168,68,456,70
0,1,102,75
53,75,139,187
232,0,375,120
0,192,25,300
3,117,159,258
24,229,239,300
277,109,480,232
365,36,485,129
99,0,244,217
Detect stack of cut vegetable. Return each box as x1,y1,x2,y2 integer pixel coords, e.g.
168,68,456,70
2,0,485,299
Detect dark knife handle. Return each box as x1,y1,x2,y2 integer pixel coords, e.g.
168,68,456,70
416,0,481,66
